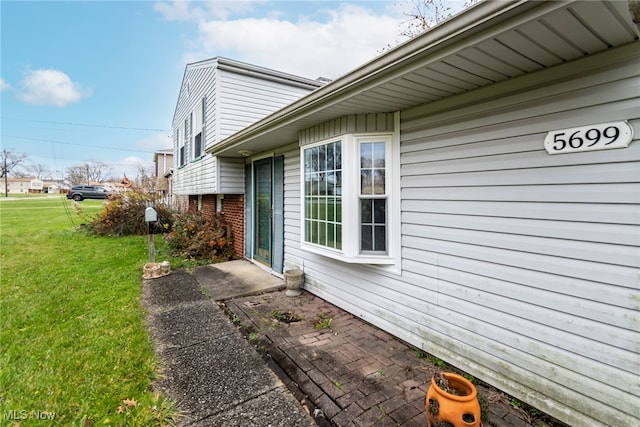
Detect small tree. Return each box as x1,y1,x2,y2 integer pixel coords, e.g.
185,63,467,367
1,149,28,197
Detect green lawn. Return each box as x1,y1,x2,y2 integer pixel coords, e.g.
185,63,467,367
0,196,177,426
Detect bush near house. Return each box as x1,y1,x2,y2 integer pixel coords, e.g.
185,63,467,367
85,191,234,262
86,189,173,236
163,210,234,261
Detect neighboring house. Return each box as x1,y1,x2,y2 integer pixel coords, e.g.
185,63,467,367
203,1,639,426
171,57,324,257
1,177,63,194
2,177,33,194
153,149,173,204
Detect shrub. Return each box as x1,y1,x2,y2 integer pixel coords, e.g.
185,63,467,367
164,210,234,261
88,190,173,236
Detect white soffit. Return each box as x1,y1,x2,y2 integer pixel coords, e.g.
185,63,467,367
210,0,639,157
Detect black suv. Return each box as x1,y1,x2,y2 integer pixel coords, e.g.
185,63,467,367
66,185,112,201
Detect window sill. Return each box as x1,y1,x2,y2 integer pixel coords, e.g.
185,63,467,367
301,242,396,265
190,155,206,163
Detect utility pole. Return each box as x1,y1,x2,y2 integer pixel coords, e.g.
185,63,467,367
3,150,7,197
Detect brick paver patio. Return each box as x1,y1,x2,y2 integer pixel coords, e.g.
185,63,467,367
224,290,535,427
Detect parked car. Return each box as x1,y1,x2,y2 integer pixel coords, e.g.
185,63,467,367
66,185,112,201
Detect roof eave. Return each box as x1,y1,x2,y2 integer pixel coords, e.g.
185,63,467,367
207,0,533,157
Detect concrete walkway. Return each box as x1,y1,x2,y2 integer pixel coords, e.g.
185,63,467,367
142,267,314,427
143,259,548,427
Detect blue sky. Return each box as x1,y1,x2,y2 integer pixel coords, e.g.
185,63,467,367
1,0,467,181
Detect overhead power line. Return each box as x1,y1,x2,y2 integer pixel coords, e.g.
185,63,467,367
0,116,170,132
2,135,157,153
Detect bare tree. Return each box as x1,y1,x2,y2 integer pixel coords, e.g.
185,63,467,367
400,0,453,37
382,0,480,51
66,161,112,185
137,163,153,193
1,149,29,197
24,163,52,180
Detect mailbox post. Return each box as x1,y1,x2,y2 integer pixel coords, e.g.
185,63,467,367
145,207,158,263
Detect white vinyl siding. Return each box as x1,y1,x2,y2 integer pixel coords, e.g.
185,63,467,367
217,157,245,194
172,59,321,196
173,65,217,195
218,72,316,141
284,47,639,427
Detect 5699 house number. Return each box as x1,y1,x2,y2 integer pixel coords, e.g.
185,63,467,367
544,121,634,154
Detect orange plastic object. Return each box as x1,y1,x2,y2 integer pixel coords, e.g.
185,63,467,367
426,373,481,427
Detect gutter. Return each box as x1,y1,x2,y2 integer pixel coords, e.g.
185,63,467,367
207,0,544,156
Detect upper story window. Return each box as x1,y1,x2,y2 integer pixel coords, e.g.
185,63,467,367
301,132,398,265
193,97,205,159
177,126,185,167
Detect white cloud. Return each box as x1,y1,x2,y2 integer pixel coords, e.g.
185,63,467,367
198,4,403,79
18,69,91,107
0,78,10,91
158,1,404,80
110,156,153,180
135,133,173,151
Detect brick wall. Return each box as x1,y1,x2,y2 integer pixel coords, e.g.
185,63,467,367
182,193,244,259
201,195,217,217
174,195,189,212
221,194,244,259
187,195,199,212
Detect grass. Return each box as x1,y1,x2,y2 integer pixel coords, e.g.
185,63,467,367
0,196,178,426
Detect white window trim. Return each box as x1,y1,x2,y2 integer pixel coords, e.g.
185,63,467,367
192,97,206,161
299,119,400,268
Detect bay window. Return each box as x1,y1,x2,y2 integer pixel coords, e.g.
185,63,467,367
301,132,398,265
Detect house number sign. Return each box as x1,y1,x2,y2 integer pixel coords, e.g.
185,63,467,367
544,121,634,154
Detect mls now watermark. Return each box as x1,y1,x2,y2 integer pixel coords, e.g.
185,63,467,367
4,409,56,421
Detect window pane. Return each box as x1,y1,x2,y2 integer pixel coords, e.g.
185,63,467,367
319,197,326,221
318,172,327,196
310,220,318,243
335,142,342,169
374,143,385,168
361,143,373,168
373,169,385,194
327,143,334,170
361,170,372,194
360,197,386,253
319,144,326,172
311,173,318,195
311,147,319,173
336,224,342,250
335,198,342,222
374,199,385,224
361,199,372,223
327,223,335,248
327,171,335,195
374,225,386,251
305,198,312,219
305,149,312,174
327,197,335,222
361,225,372,251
